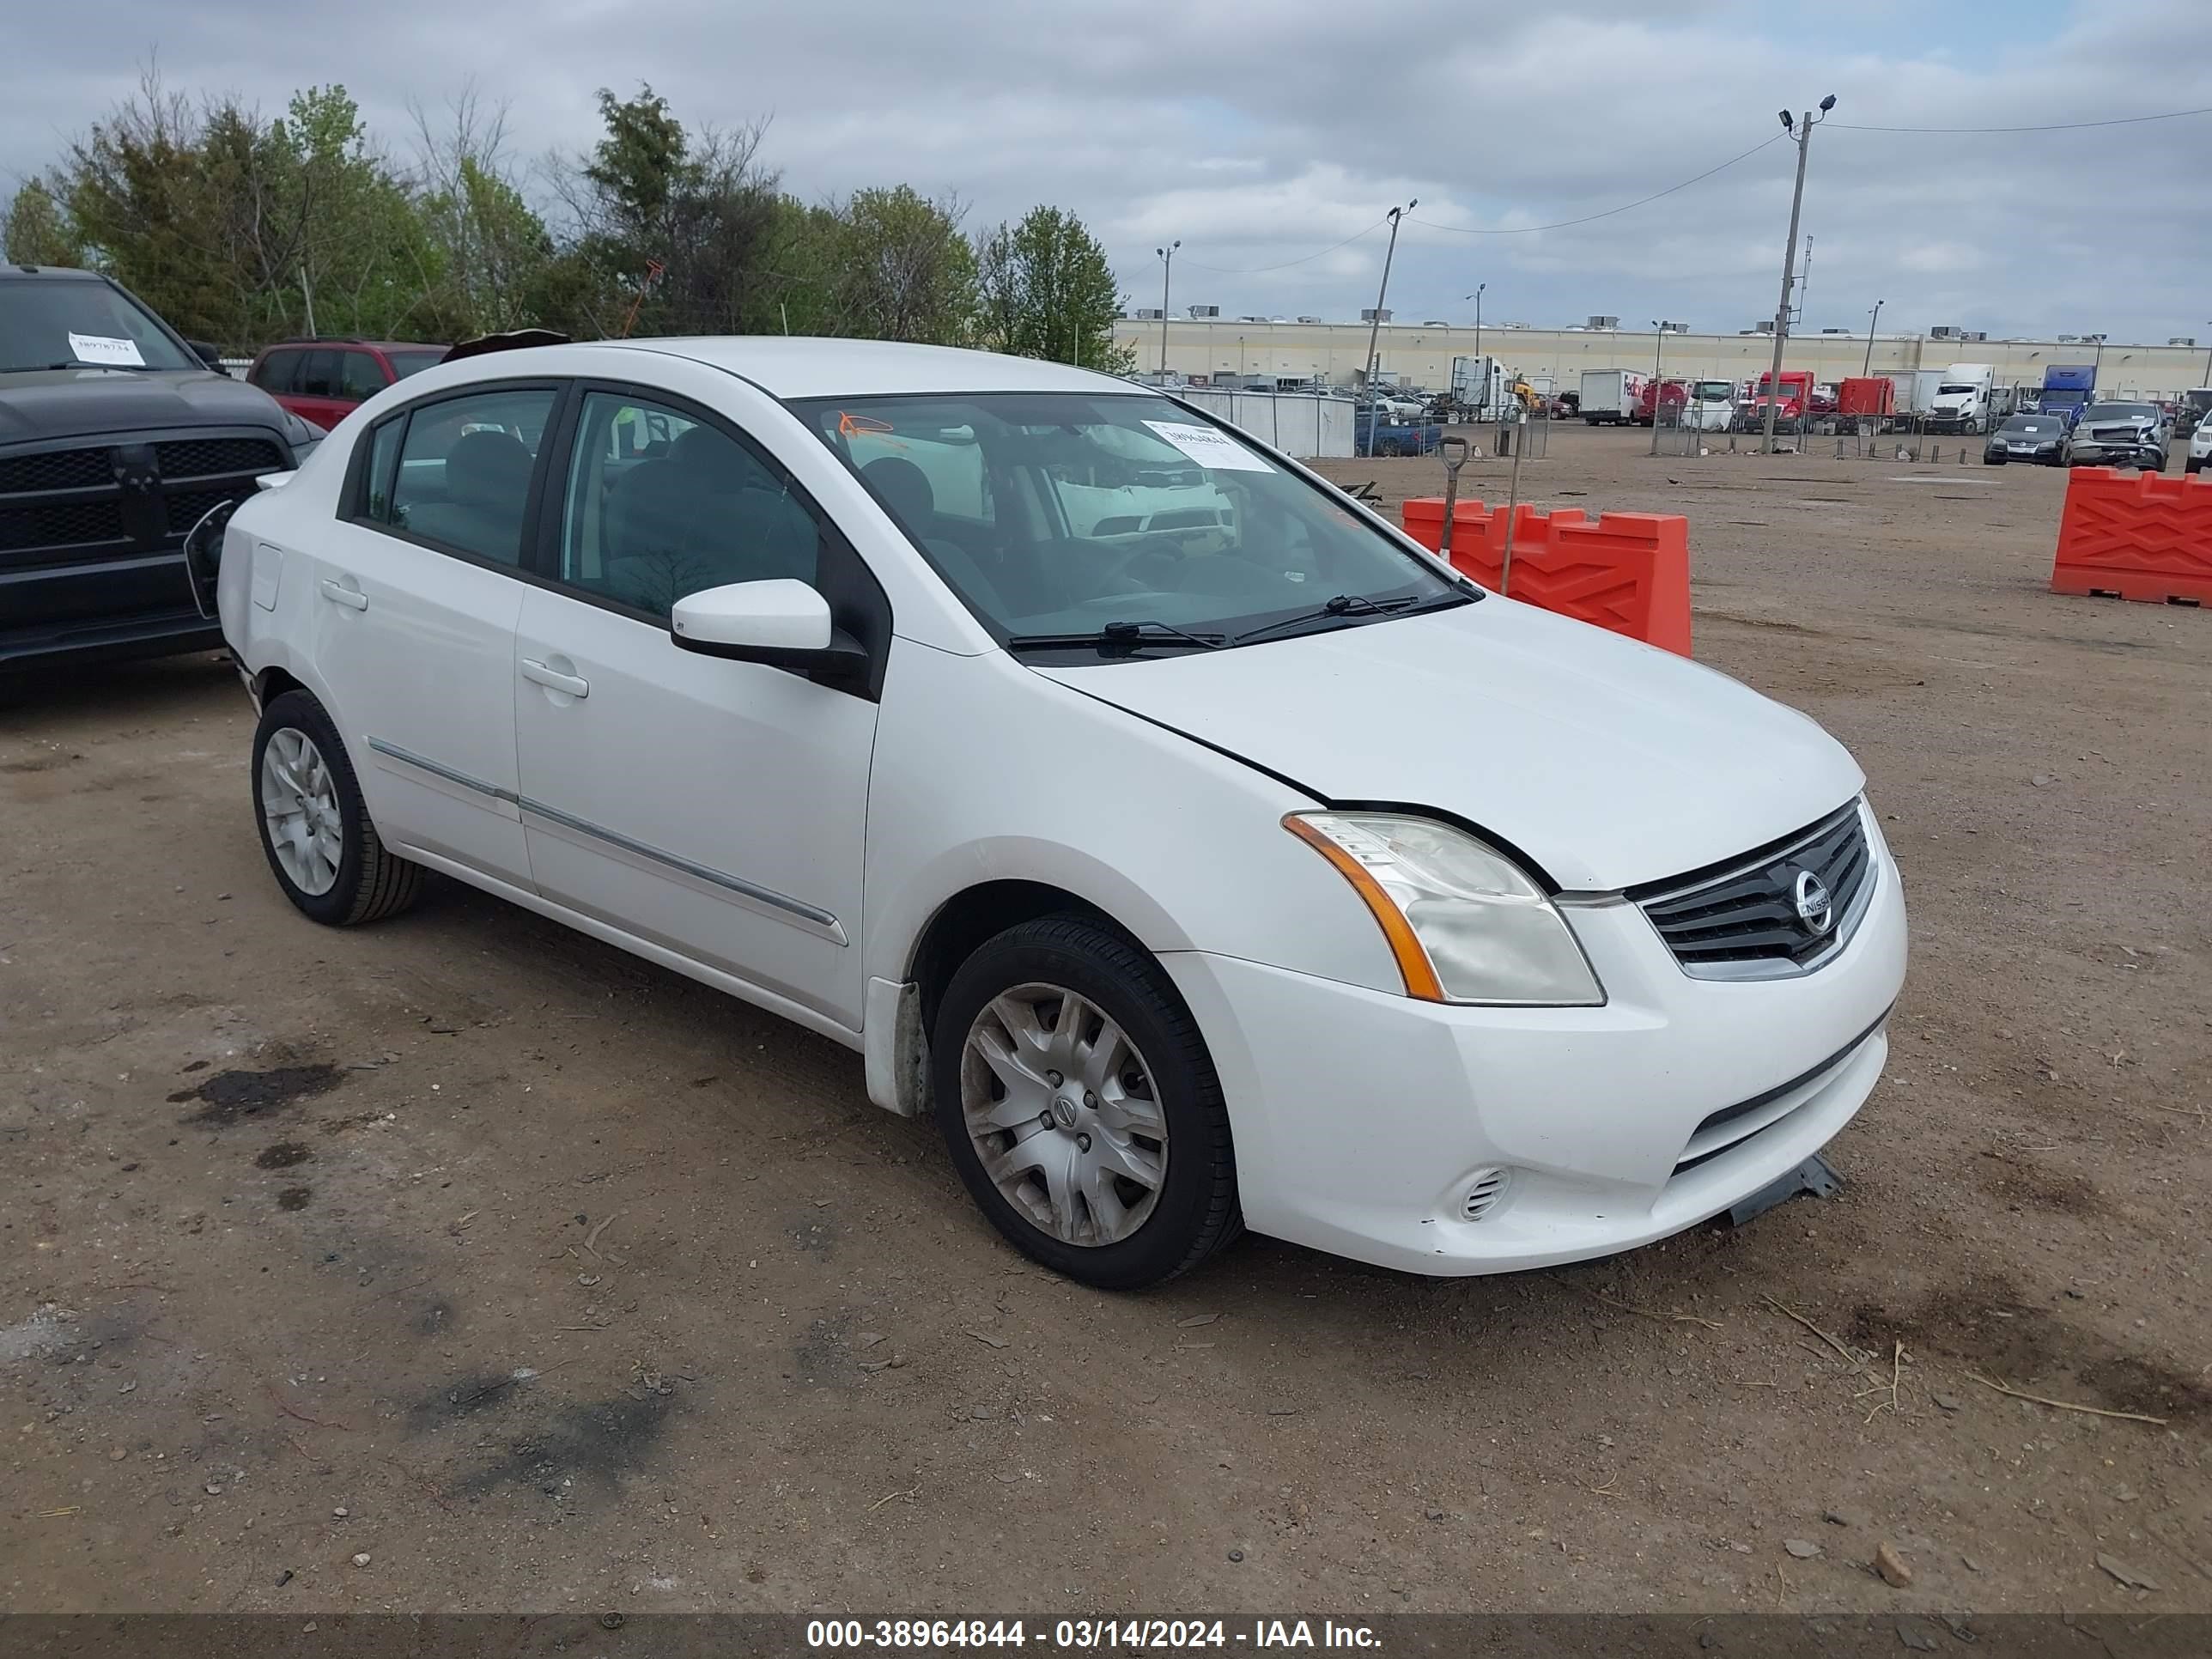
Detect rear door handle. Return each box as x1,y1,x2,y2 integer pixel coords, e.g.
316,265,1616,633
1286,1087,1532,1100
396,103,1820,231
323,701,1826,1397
520,658,590,699
319,578,368,611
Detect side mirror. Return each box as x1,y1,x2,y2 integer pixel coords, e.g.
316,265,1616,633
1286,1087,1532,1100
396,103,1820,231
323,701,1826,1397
671,580,868,684
187,340,229,375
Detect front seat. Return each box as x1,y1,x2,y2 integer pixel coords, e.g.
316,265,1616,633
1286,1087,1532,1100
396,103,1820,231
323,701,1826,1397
861,457,935,531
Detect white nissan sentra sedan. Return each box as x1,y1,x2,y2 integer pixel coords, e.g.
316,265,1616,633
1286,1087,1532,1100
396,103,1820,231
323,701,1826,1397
199,337,1906,1290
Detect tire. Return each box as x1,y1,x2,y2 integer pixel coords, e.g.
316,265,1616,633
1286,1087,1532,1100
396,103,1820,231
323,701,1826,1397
252,689,423,927
2189,457,2203,475
1986,453,2006,466
931,914,1240,1290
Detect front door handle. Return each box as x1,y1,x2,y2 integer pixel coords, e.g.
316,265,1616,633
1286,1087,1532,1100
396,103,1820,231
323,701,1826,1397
319,577,368,611
520,658,590,699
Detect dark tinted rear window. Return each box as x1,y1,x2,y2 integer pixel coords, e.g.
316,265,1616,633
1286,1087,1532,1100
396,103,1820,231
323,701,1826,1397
252,350,301,393
386,350,445,380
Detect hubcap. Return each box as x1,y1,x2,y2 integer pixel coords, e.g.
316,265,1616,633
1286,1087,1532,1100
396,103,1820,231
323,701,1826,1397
259,726,343,896
960,982,1167,1248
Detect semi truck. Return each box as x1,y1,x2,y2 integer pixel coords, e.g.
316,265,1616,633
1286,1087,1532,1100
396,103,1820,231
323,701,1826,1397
1633,379,1691,426
1579,368,1646,425
1837,377,1896,422
1926,363,1999,434
2027,364,2097,429
1740,369,1816,432
1449,354,1504,421
1684,378,1737,431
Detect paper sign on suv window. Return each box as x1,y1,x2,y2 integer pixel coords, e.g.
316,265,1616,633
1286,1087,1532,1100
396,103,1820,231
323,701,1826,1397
67,332,146,368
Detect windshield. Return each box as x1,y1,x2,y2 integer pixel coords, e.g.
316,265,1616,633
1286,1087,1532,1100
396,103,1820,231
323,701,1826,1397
2084,404,2157,422
0,276,200,373
1999,417,2056,435
1937,383,1978,396
386,349,446,380
1692,381,1734,401
793,392,1463,650
2185,391,2212,412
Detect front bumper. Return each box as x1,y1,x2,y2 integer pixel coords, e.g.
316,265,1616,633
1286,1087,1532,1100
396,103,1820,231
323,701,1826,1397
1165,809,1909,1275
2069,441,2160,465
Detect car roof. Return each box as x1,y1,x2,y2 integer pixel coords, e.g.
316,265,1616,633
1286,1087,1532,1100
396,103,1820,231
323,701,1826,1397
3,264,107,282
576,337,1152,401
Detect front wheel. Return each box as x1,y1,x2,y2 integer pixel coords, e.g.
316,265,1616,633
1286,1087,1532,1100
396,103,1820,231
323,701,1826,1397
2188,457,2203,475
932,915,1240,1290
1986,453,2006,466
252,690,423,926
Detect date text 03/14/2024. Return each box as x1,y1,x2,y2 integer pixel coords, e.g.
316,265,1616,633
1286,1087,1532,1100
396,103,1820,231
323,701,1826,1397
804,1620,1382,1649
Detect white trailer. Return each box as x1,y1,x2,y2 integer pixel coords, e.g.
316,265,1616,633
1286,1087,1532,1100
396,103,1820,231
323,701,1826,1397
1579,368,1644,426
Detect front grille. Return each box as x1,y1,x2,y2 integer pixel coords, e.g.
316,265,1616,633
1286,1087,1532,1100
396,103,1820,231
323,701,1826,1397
1632,802,1873,978
0,427,276,566
0,445,113,494
164,488,246,536
155,437,284,479
0,497,130,551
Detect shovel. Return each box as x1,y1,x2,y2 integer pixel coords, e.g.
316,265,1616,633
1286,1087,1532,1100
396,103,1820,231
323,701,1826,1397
1436,435,1470,562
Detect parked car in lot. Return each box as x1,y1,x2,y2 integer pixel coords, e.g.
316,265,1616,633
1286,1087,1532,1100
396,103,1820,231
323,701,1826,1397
2188,411,2212,475
1,264,323,674
198,337,1907,1289
1984,413,2069,466
247,337,447,433
2063,402,2169,471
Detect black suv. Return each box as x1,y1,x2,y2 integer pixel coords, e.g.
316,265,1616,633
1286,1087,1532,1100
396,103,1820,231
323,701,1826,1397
2,265,322,673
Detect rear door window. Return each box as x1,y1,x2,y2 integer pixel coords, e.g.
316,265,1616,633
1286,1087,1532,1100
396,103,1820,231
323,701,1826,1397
298,350,342,399
253,350,301,394
338,349,386,402
374,386,557,568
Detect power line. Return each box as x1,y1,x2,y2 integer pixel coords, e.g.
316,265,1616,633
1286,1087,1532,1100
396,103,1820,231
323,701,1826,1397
1832,104,2212,133
1408,131,1788,235
1179,217,1386,274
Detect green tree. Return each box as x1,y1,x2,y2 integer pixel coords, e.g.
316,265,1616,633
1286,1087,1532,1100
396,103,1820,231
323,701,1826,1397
3,178,82,266
975,205,1128,371
831,185,976,344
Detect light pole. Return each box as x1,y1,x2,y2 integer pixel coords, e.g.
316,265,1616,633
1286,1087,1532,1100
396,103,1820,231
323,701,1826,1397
1363,198,1417,455
1465,283,1486,416
2087,332,2107,392
1154,241,1179,378
1238,336,1246,380
1863,299,1884,376
1649,320,1678,455
2201,325,2211,387
1762,94,1836,455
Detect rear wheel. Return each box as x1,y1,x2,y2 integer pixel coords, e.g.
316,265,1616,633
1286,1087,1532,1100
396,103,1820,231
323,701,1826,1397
932,915,1240,1290
252,690,423,927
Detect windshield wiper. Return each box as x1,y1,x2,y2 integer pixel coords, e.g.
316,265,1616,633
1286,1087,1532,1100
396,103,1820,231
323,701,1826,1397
1004,619,1226,656
1231,589,1470,647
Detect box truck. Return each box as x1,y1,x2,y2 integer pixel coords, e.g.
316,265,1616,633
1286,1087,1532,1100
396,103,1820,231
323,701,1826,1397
1579,368,1645,425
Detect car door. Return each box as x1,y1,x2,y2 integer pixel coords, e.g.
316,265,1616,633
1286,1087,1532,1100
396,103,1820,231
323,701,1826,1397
511,384,886,1030
302,380,562,890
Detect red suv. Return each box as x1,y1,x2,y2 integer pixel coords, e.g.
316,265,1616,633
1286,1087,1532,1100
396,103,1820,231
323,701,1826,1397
246,339,447,432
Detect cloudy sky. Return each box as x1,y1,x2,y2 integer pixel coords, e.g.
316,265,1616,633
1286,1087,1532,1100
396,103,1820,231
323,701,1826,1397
6,0,2209,343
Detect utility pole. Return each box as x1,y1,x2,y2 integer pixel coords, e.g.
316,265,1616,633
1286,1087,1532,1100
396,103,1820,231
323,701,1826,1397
1761,95,1834,456
1363,199,1417,457
1155,241,1179,379
1863,299,1885,376
2087,332,2106,392
1465,283,1486,416
1649,320,1677,456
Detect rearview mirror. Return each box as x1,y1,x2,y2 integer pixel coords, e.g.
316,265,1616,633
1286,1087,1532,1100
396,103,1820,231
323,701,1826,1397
671,580,868,684
186,340,229,374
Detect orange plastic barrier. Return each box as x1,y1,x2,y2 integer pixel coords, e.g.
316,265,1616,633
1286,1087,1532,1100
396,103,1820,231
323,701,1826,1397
1401,496,1693,656
2049,467,2212,605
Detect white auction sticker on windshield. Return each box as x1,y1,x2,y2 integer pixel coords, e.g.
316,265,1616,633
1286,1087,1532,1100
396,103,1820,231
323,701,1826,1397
68,332,145,368
1142,420,1275,473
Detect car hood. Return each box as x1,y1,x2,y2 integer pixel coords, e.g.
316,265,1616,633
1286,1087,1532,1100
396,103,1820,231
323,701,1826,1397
1035,599,1865,892
0,368,289,446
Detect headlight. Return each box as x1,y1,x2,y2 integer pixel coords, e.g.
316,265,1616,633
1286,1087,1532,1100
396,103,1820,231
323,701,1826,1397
1285,811,1604,1006
281,412,325,462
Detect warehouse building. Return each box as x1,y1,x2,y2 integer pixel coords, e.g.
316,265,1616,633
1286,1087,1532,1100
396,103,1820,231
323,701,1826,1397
1113,315,2211,403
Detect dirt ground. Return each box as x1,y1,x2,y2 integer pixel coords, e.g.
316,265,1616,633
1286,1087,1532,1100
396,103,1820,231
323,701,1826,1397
3,423,2208,1618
